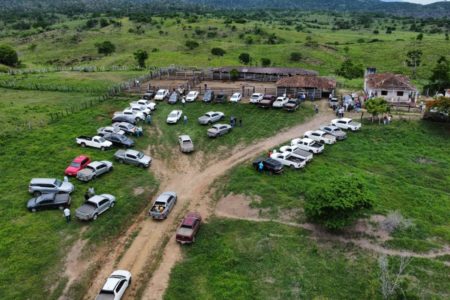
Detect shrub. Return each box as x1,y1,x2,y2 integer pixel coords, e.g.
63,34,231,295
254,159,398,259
211,47,226,56
260,58,271,67
185,40,199,50
0,45,19,67
365,97,389,122
335,59,364,79
381,211,413,233
133,49,148,68
95,41,116,55
290,52,302,62
238,53,251,64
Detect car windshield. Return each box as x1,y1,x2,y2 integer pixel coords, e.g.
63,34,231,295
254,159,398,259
188,92,196,96
98,137,106,142
157,91,164,95
70,162,81,167
137,152,144,159
183,140,191,144
169,112,177,117
54,179,62,187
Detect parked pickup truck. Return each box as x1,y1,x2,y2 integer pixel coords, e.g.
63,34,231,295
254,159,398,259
319,124,347,141
279,145,313,162
149,192,177,220
331,118,361,131
283,99,300,111
131,99,156,111
176,212,202,244
27,192,71,212
291,138,324,154
304,130,336,145
114,149,152,168
75,194,116,221
270,151,306,169
76,161,113,182
76,136,112,150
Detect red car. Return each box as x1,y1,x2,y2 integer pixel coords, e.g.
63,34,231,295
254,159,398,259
176,212,202,244
65,155,91,176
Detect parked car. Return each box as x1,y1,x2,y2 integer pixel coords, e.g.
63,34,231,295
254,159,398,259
319,124,347,140
252,158,284,174
273,96,289,108
258,95,276,108
154,89,169,101
113,122,142,135
283,99,300,111
112,114,137,125
186,91,199,102
114,149,152,168
178,135,194,153
114,109,144,121
76,136,112,150
166,110,183,124
129,104,150,116
203,90,215,103
28,178,75,196
176,212,202,244
143,89,155,100
197,111,224,125
75,194,116,221
103,133,135,148
291,138,324,154
168,92,179,104
65,155,91,176
279,145,313,162
229,92,242,103
149,192,177,220
131,99,156,111
97,126,125,136
27,192,71,212
96,270,132,300
270,151,306,169
249,93,264,104
177,86,186,95
304,130,336,145
214,93,227,103
331,118,361,131
76,161,113,182
207,124,232,138
329,97,339,108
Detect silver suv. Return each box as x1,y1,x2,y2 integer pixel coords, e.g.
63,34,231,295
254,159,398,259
28,178,75,196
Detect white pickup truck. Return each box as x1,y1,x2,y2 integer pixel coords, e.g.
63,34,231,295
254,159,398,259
304,130,336,145
270,151,306,169
131,99,156,111
279,145,313,162
114,109,144,121
291,138,324,154
76,136,112,150
331,118,361,131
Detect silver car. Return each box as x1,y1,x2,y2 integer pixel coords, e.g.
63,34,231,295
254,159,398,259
149,192,177,220
197,111,224,125
75,194,116,221
28,178,74,196
76,161,113,182
179,135,194,153
319,124,347,140
207,124,232,138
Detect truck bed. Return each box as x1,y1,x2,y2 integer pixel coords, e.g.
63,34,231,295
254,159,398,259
293,149,313,161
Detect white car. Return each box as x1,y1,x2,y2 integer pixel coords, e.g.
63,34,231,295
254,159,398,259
76,136,113,150
279,145,313,162
167,110,183,124
97,126,125,136
250,93,264,104
129,104,151,116
122,108,145,121
291,138,324,154
270,151,306,169
186,91,199,102
272,96,289,108
331,118,362,131
230,92,242,103
131,99,156,111
319,124,347,140
95,270,132,300
154,89,169,101
304,130,336,145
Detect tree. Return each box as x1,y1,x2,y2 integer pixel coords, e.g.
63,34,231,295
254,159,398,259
0,45,19,67
365,97,389,123
260,58,271,67
416,33,423,41
290,52,302,62
211,47,226,56
95,41,116,55
238,53,251,64
133,49,148,68
405,49,422,78
304,175,373,230
230,69,240,81
335,59,363,79
185,40,199,50
424,56,450,95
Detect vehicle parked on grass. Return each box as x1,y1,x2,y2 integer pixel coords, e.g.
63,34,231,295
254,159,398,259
76,161,113,182
214,93,227,103
270,151,306,169
75,194,116,221
230,92,242,103
97,126,125,136
114,149,151,168
273,96,289,108
65,155,91,176
203,90,215,103
283,99,300,111
319,124,347,140
112,115,137,125
131,99,156,111
143,89,155,100
252,158,284,174
258,95,276,108
197,111,224,125
112,122,142,135
291,138,324,154
176,212,202,244
102,133,135,148
207,124,232,138
304,130,336,145
331,118,361,131
166,110,183,124
250,93,264,104
76,136,113,150
27,192,71,212
186,91,199,102
154,89,169,101
129,104,150,116
178,135,194,153
279,145,313,162
95,270,132,300
114,109,144,121
28,178,75,196
168,91,179,104
149,192,177,220
329,97,339,108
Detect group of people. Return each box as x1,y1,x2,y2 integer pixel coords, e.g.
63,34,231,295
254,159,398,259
383,114,393,125
230,116,242,127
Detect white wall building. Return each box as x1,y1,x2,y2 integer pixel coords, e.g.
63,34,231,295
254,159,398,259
364,72,418,104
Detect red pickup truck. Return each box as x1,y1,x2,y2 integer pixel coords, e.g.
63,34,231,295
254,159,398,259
176,212,202,244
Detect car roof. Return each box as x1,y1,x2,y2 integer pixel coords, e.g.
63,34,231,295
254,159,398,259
182,216,198,226
188,91,198,94
73,155,89,162
252,93,263,96
38,193,56,200
170,110,181,114
156,192,176,203
340,118,352,122
88,195,107,204
314,130,326,134
126,149,141,156
213,123,227,128
30,178,57,184
302,138,314,143
88,161,105,168
179,135,191,141
102,277,121,291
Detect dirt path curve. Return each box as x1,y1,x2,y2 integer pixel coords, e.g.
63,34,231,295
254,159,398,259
81,105,334,300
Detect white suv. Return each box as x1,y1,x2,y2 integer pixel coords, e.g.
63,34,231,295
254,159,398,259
96,270,132,300
331,118,361,131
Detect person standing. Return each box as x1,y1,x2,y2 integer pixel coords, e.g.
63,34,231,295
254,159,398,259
146,114,152,125
88,187,95,197
239,118,242,127
268,150,272,158
258,161,264,173
314,104,319,114
181,97,186,107
84,190,90,202
183,115,188,125
63,176,69,183
63,207,71,223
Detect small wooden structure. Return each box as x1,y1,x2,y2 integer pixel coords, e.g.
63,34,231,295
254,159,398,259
210,67,318,82
276,75,336,99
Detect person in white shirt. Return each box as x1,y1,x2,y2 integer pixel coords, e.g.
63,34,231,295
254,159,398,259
63,207,71,223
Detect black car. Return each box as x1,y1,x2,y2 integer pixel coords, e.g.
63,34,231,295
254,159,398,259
143,90,155,100
283,99,300,112
252,158,284,174
102,133,135,148
168,92,179,104
112,115,137,125
203,90,215,103
27,192,71,212
215,93,227,103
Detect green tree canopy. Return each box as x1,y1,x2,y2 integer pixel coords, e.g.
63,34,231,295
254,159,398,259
0,45,19,67
95,41,116,55
133,49,148,68
211,47,226,56
238,53,251,64
365,97,389,123
405,49,423,78
425,56,450,94
260,58,271,67
290,52,302,62
335,59,363,79
185,40,199,50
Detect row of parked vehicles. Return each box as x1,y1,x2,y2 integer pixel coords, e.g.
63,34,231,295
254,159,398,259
254,117,362,173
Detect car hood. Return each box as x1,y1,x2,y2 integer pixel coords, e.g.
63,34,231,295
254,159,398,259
60,182,74,192
207,128,218,133
27,198,37,208
139,156,152,164
181,143,194,150
334,131,346,137
198,116,210,122
76,204,95,215
77,169,94,177
65,166,80,174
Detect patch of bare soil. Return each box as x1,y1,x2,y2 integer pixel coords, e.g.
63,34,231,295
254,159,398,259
215,193,262,220
133,187,145,196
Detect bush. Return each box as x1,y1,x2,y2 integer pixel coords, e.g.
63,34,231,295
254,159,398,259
133,49,148,68
238,53,251,64
381,211,413,233
290,52,302,62
0,45,19,67
185,40,199,50
211,47,226,56
95,41,116,55
260,58,271,67
304,175,373,230
335,59,364,79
